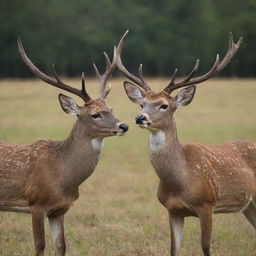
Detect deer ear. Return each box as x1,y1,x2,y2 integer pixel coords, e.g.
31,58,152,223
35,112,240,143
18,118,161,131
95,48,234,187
123,81,145,104
58,93,81,115
175,85,196,108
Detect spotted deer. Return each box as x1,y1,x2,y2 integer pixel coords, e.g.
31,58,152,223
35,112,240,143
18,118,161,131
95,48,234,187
117,32,254,256
0,34,128,256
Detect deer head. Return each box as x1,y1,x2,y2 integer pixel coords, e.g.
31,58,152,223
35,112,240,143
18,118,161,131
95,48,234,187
17,33,129,138
117,32,243,132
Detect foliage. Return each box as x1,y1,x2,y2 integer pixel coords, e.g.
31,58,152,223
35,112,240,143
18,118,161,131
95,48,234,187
0,0,255,77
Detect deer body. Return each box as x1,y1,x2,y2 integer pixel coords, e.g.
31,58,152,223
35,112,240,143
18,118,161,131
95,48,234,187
130,89,256,256
0,96,128,256
116,32,254,255
151,130,256,216
0,122,103,215
0,33,129,256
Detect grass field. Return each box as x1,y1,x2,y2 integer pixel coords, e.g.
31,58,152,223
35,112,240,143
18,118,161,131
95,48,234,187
0,78,256,256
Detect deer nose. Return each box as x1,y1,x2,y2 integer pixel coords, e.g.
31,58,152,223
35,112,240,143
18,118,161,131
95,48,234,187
119,123,129,132
135,114,147,124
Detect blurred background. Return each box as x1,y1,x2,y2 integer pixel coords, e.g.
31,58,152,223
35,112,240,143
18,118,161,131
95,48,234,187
0,0,256,78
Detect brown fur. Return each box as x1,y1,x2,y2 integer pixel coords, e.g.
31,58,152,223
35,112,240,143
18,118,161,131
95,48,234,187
124,83,256,256
0,97,127,256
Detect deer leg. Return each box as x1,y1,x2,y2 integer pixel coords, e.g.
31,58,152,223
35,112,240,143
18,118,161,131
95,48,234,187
48,215,66,256
197,206,213,256
168,211,184,256
31,208,46,256
243,200,256,230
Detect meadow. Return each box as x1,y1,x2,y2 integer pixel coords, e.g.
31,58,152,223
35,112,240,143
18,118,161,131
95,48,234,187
0,78,255,256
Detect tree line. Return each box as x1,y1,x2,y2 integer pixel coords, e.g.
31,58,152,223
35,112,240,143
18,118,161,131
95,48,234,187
0,0,255,78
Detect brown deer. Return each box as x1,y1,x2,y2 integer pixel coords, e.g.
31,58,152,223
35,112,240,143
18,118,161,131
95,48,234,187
117,32,254,256
0,33,128,256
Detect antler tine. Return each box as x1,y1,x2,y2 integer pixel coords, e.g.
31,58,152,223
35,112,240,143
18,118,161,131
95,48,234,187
93,29,129,99
103,51,111,67
81,72,86,94
17,37,92,103
214,32,243,73
229,31,233,49
164,58,199,94
139,64,147,85
164,33,243,94
115,31,151,92
182,59,200,83
163,68,178,94
93,63,101,79
167,54,220,93
80,72,92,102
114,30,129,60
185,54,220,85
93,50,116,99
52,64,63,83
94,30,136,99
170,68,178,85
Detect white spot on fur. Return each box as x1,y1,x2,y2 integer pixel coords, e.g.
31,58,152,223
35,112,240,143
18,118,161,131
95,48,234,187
49,218,59,243
149,130,166,152
91,139,103,152
171,216,184,250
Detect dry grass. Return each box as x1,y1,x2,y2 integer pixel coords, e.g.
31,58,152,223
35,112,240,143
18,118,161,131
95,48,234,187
0,78,256,255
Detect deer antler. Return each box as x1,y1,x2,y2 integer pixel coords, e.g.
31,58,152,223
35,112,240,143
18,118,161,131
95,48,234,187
115,31,151,92
17,37,92,103
164,32,243,94
93,30,130,99
93,51,115,99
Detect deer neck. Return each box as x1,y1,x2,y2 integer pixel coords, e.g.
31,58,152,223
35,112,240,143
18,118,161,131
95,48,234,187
149,120,187,191
55,121,103,188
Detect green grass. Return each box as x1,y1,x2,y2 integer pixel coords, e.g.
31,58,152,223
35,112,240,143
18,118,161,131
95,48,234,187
0,78,256,255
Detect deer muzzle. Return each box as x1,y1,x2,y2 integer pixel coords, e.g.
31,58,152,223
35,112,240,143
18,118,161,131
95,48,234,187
135,114,152,127
135,114,147,124
119,123,129,132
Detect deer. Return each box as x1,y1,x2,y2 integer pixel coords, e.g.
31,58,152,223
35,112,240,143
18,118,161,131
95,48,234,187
0,33,128,256
117,31,254,256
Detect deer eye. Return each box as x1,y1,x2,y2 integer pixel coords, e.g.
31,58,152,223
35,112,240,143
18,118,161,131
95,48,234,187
91,113,101,119
160,104,168,110
139,104,143,109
